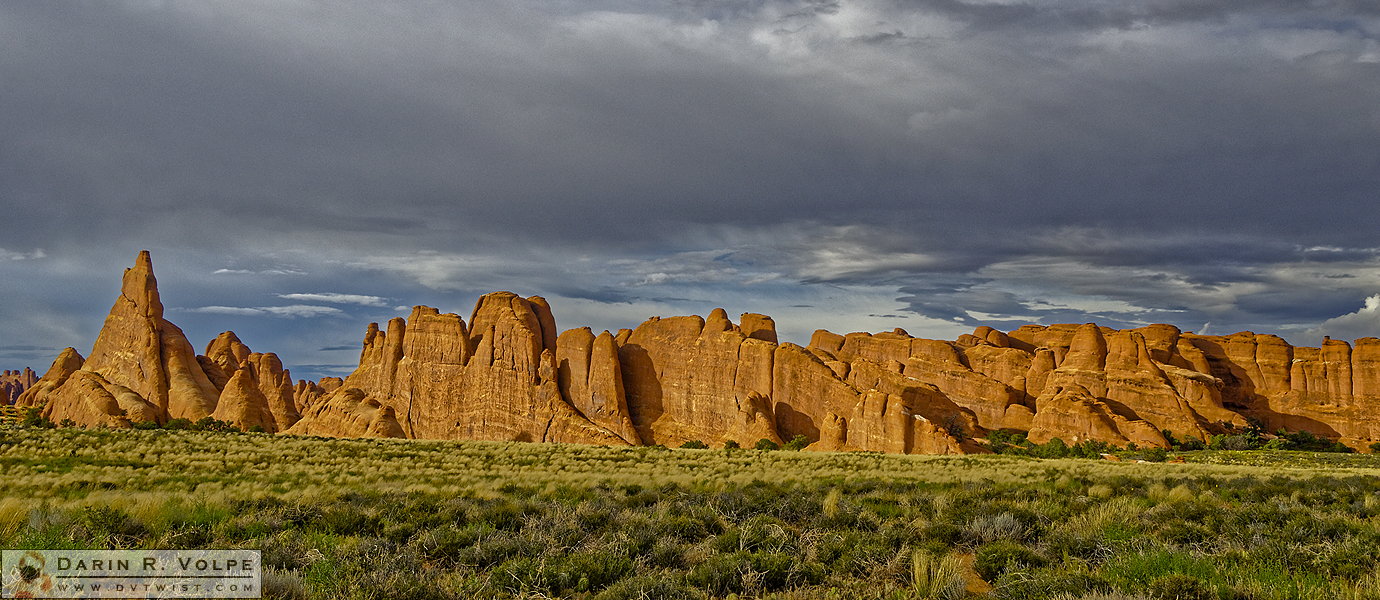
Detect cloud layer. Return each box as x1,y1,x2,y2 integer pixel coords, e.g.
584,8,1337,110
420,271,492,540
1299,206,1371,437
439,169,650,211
1,0,1377,379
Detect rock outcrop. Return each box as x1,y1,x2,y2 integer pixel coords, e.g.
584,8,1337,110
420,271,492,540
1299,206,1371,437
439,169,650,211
17,252,301,432
20,251,1380,453
288,299,630,444
18,252,220,427
1,368,36,404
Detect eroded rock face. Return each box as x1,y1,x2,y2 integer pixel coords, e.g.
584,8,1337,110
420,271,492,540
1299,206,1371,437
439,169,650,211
211,366,277,432
16,349,83,409
20,252,221,426
17,252,305,431
805,323,1380,451
289,387,406,438
1,368,37,404
287,298,630,445
556,328,640,445
25,252,1380,454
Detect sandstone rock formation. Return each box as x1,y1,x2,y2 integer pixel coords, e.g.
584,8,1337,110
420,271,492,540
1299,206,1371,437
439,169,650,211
797,321,1380,451
18,252,219,427
17,252,299,432
1,368,36,404
20,251,1380,454
288,299,631,444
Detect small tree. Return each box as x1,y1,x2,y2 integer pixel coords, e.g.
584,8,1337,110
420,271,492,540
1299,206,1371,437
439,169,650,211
754,438,780,451
1035,438,1069,459
679,440,708,449
21,406,55,429
783,434,810,451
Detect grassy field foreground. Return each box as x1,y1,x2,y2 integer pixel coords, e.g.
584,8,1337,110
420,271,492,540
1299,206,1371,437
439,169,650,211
3,427,1380,599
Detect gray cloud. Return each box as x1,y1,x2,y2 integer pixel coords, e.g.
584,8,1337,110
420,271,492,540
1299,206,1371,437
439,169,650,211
2,0,1378,378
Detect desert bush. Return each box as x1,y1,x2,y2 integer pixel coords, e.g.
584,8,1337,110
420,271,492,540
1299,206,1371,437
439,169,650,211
975,539,1046,581
968,511,1031,544
680,440,709,449
1036,438,1071,459
21,406,55,429
784,434,810,451
192,416,237,432
81,505,148,548
992,564,1112,600
597,574,703,600
1148,574,1213,600
261,567,308,600
756,438,781,451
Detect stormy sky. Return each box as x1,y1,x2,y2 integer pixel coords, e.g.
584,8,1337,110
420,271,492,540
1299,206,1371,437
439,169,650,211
2,0,1379,381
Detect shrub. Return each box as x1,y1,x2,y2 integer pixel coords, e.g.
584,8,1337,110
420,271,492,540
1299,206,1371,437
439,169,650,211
923,522,964,547
784,434,810,451
1148,574,1213,600
755,438,781,451
21,406,55,429
1179,436,1206,451
1213,435,1254,451
132,420,161,430
1036,438,1070,459
688,551,819,595
943,413,967,441
596,574,702,600
192,416,237,432
679,440,708,449
1262,438,1290,451
1144,448,1168,462
974,540,1045,581
1371,441,1380,454
968,512,1030,543
987,429,1027,448
1162,429,1180,448
724,440,740,449
81,506,148,548
164,418,193,430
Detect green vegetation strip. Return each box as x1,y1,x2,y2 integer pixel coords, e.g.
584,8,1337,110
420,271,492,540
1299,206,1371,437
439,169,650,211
2,428,1380,599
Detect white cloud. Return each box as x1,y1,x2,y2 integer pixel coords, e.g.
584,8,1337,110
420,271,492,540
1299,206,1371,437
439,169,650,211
212,268,306,275
1307,295,1380,342
277,292,390,307
183,304,343,318
1,248,46,261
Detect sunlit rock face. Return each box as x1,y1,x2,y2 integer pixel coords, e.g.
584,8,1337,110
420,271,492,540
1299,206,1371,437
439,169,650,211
23,251,1380,454
1,368,37,404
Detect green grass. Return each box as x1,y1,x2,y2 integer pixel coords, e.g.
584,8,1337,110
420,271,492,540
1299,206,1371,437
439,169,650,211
4,427,1380,599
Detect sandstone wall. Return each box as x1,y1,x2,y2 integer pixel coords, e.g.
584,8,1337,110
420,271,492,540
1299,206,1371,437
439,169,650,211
22,251,1380,454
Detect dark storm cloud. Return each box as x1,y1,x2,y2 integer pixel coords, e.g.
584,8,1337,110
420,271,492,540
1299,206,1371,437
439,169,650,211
2,0,1379,376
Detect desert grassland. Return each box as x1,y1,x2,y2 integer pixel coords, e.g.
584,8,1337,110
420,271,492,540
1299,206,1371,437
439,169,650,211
2,427,1380,600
